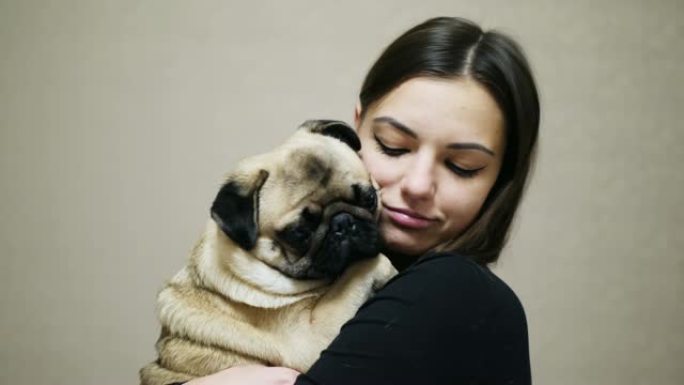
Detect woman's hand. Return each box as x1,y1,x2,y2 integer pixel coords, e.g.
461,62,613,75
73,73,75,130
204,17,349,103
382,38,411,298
186,365,300,385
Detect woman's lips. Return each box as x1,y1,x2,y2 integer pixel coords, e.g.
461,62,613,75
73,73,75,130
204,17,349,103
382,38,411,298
383,205,435,230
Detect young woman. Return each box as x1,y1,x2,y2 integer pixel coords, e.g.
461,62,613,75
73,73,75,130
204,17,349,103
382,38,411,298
187,16,539,385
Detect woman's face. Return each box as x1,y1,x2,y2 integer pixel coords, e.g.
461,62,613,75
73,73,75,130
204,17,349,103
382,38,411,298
355,77,506,257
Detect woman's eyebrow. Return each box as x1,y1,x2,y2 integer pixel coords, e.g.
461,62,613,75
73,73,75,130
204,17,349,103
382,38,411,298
373,116,417,138
447,142,495,157
373,116,496,157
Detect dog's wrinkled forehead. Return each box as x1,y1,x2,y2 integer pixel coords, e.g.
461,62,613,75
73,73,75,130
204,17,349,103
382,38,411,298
284,149,333,186
275,121,367,185
256,126,370,221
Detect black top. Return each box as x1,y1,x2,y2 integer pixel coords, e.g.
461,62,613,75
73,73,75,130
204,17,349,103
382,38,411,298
295,252,531,385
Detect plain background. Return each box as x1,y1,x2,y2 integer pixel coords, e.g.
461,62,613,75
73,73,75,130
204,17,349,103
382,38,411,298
1,1,682,384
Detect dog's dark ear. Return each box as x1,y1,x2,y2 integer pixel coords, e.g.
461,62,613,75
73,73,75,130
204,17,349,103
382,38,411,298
301,120,361,152
210,170,269,250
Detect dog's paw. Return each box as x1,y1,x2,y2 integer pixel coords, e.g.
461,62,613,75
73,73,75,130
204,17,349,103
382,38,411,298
372,255,398,291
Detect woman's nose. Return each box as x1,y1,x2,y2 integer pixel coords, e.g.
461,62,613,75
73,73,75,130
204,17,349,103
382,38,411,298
400,154,436,201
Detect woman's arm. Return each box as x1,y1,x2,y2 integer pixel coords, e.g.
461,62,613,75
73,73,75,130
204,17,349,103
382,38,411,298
182,365,300,385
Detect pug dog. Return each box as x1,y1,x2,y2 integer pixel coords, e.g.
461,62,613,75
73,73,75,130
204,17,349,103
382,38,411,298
140,120,397,385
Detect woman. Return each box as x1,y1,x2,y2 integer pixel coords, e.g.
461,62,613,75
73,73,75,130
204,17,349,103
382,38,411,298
188,16,539,385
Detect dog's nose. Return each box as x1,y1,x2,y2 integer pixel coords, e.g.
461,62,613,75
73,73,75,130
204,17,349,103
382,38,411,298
309,210,379,278
330,212,356,235
352,184,377,213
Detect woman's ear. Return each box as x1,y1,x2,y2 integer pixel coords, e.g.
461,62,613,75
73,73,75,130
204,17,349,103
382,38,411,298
354,101,362,129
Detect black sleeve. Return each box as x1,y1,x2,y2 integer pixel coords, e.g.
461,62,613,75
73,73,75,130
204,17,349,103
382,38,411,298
295,253,531,385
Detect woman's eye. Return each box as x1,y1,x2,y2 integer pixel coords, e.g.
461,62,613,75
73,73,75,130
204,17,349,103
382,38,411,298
445,161,483,178
373,135,409,157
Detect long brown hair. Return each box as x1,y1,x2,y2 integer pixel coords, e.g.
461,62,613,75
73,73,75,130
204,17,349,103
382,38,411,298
359,17,540,265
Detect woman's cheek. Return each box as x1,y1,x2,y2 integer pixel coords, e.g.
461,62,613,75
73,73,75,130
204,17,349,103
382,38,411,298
361,153,393,187
452,183,492,224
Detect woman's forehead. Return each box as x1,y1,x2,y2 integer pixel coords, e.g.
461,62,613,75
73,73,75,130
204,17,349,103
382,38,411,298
365,77,505,152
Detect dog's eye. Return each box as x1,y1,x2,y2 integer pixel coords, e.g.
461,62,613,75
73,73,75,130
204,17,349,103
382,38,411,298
302,207,322,225
276,222,312,256
352,184,377,213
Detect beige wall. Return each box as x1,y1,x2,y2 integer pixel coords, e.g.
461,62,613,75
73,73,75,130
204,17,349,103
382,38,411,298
1,1,682,384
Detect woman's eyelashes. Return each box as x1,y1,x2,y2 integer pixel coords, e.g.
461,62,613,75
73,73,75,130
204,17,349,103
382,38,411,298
444,161,483,178
373,134,408,156
373,134,483,178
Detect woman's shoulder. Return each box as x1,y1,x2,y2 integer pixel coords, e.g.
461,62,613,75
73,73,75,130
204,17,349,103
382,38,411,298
377,251,526,320
336,251,531,383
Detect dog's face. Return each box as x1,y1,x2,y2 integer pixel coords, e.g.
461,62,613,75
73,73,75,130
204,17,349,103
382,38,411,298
210,120,380,279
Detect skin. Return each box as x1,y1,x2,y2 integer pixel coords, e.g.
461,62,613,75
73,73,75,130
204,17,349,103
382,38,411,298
355,76,505,257
188,76,506,385
188,365,299,385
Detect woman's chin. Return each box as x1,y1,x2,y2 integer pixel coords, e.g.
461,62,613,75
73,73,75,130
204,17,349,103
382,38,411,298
380,223,432,257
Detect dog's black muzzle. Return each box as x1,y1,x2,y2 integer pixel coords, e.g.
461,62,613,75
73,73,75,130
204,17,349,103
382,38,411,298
276,186,380,280
305,211,379,279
